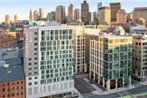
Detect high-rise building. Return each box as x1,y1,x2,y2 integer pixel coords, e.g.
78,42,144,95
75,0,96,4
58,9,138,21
29,9,33,22
24,25,74,98
46,11,56,22
132,7,147,22
133,35,147,81
68,4,74,23
89,32,132,90
116,9,127,23
39,8,44,20
74,9,81,22
110,2,121,22
55,5,66,24
14,14,18,23
89,12,98,24
33,10,39,21
99,6,111,25
73,27,86,74
5,15,10,24
97,2,102,14
81,0,89,25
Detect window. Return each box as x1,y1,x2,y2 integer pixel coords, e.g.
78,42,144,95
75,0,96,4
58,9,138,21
28,83,32,85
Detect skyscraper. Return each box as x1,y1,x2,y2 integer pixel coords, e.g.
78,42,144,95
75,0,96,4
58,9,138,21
110,2,121,22
74,9,81,22
99,6,111,25
116,9,127,23
68,4,74,23
39,8,44,20
97,2,102,14
14,14,18,23
46,11,56,22
29,9,33,22
5,15,10,24
33,10,39,21
81,0,89,25
24,25,74,98
55,5,66,24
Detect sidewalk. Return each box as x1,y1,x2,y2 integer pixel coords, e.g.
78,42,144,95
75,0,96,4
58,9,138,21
92,85,135,95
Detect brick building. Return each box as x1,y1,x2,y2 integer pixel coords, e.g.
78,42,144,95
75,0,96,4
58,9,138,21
0,57,25,98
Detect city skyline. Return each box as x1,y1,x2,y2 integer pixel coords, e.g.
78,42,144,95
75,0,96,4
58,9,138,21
0,0,147,22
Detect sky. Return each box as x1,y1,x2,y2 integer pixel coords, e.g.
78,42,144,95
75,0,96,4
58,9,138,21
0,0,147,22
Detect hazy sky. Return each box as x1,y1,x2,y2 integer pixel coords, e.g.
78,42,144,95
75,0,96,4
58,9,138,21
0,0,147,22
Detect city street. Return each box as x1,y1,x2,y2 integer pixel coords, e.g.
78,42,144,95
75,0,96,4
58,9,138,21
74,74,147,98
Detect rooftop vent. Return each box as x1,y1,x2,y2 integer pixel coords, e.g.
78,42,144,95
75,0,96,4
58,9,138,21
3,64,9,68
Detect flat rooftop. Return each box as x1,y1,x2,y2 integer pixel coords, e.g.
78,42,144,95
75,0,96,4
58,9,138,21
0,57,24,82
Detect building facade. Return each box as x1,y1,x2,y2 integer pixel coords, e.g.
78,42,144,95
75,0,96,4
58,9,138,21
46,11,56,22
99,7,111,25
34,10,39,21
68,4,74,23
29,10,33,23
89,34,132,90
81,0,89,25
24,25,74,98
74,9,81,22
0,57,25,98
110,2,121,22
55,6,66,24
133,35,147,81
5,15,10,24
116,9,127,23
73,27,86,74
132,7,147,23
39,8,44,20
0,31,17,48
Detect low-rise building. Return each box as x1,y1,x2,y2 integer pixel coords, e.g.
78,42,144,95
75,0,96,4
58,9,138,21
0,57,25,98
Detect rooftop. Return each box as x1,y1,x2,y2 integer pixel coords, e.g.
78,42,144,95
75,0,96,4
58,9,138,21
0,57,24,82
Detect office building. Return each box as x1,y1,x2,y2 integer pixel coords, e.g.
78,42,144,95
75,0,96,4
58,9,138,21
74,9,81,22
29,9,33,23
99,7,111,25
68,4,74,23
97,2,103,14
0,57,25,98
56,5,66,24
116,9,127,23
24,25,74,98
81,0,89,25
110,2,121,22
5,15,10,24
133,35,147,81
132,7,147,22
39,8,44,20
89,12,98,24
34,10,39,21
46,11,56,22
89,31,132,90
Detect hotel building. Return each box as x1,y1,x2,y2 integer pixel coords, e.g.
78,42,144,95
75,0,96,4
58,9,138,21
24,25,74,98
